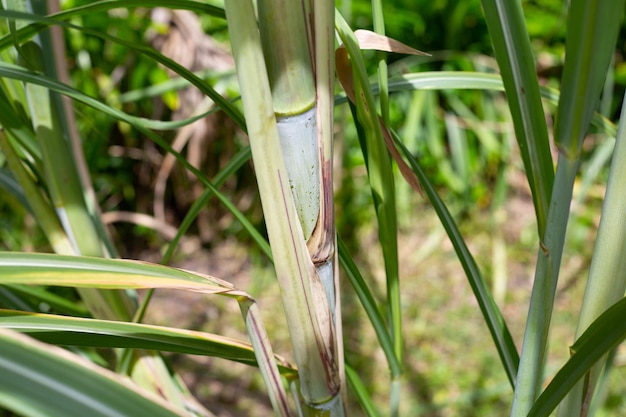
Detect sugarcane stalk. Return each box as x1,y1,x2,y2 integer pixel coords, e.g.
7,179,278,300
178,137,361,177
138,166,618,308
556,96,626,417
511,1,624,415
3,0,134,321
225,0,344,413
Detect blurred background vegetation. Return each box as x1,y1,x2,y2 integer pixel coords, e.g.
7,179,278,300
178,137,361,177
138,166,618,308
2,0,626,415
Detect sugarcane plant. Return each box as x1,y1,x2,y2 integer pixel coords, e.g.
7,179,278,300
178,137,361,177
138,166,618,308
0,0,345,415
1,0,626,416
0,1,293,416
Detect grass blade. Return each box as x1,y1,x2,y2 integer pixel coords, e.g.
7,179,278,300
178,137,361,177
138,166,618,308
0,309,296,374
338,237,401,377
0,328,188,417
480,0,554,238
0,9,245,131
391,129,519,387
527,297,626,417
0,251,291,417
345,363,381,417
554,0,625,157
0,62,268,257
336,7,402,377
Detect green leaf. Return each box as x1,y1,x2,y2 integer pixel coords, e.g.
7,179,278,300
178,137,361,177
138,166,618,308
0,309,296,374
0,9,245,131
555,0,626,157
0,328,188,417
390,129,519,388
527,297,626,417
0,62,268,257
0,0,225,52
0,251,243,294
345,363,381,417
338,238,400,377
336,8,402,373
0,251,291,417
480,0,554,238
3,285,90,316
336,71,618,137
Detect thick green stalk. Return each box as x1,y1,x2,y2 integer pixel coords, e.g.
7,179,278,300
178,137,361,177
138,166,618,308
257,0,315,116
258,0,319,240
225,1,343,412
275,108,320,240
258,0,344,411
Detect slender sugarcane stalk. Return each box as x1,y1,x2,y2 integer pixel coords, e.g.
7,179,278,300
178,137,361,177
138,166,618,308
511,1,624,415
3,0,134,321
556,96,626,416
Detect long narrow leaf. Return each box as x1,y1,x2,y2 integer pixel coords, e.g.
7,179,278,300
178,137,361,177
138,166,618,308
335,8,403,377
0,1,225,51
480,0,554,238
554,0,625,157
0,252,247,294
0,328,187,417
0,9,245,131
335,72,617,137
337,237,400,377
345,363,381,417
0,309,295,374
527,297,626,417
390,130,519,387
2,285,89,316
0,251,291,417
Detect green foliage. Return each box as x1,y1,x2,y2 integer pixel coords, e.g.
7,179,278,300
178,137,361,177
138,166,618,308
0,0,626,416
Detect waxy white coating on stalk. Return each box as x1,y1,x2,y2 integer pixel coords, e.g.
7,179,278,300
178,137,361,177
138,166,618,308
316,260,336,322
277,107,320,240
